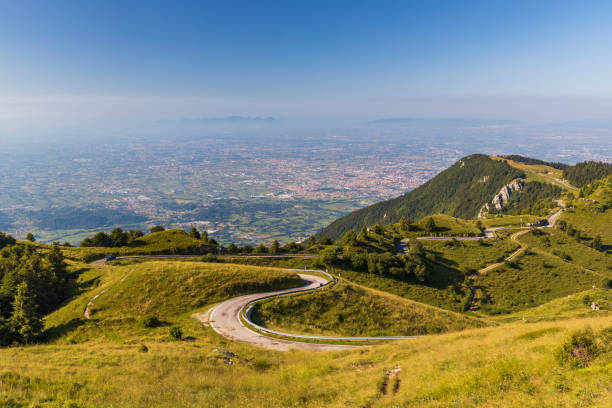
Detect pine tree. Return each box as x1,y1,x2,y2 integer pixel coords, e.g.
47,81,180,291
47,243,68,282
189,227,201,240
201,230,208,243
424,217,436,233
10,282,43,344
269,240,280,254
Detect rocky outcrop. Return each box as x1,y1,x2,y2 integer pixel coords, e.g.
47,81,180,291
478,179,524,218
491,179,523,210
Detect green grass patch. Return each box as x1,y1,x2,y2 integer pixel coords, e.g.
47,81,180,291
252,280,486,337
473,251,605,314
422,238,519,273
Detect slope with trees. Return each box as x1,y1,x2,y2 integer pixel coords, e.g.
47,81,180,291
563,161,612,187
319,154,525,239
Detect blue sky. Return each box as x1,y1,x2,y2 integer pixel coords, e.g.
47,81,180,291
2,0,612,132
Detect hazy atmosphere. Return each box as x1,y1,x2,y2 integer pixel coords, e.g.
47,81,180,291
3,0,612,138
1,2,611,408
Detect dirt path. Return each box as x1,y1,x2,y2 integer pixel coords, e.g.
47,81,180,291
83,270,133,319
475,230,529,276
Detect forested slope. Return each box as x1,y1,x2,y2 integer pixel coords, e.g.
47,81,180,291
319,154,524,239
563,161,612,187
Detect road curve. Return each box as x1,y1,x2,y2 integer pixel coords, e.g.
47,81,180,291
200,270,416,351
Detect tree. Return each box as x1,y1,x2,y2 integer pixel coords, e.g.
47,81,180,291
305,236,316,248
46,244,67,282
10,282,43,344
357,226,368,240
150,226,165,233
424,217,436,233
127,230,144,243
399,217,411,233
25,233,36,242
110,228,128,247
341,230,357,246
371,224,383,235
319,246,339,266
227,243,239,253
318,236,333,246
201,230,209,243
282,242,303,253
269,240,280,254
189,227,201,240
0,231,16,250
592,235,603,251
91,232,111,247
253,244,267,254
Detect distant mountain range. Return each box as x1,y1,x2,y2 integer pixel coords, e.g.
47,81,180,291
176,115,279,123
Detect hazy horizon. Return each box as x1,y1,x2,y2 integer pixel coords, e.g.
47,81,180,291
2,1,612,139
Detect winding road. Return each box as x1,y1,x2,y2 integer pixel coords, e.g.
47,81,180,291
197,269,417,350
87,208,566,350
90,256,416,350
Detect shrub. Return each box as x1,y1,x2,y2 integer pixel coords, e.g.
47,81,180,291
140,315,162,328
251,359,272,371
503,260,519,269
169,326,183,340
554,328,599,368
201,253,219,262
138,344,149,353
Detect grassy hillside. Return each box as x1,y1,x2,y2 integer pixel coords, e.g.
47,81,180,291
1,312,610,407
472,250,606,314
319,154,525,239
421,238,520,274
51,229,210,262
252,280,486,337
491,155,576,191
501,155,569,170
559,176,612,248
496,288,611,323
412,214,481,236
518,230,611,278
481,214,541,228
44,261,303,344
0,244,610,407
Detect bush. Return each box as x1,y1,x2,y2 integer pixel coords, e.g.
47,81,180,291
554,328,599,368
169,326,183,340
140,315,162,328
504,260,519,269
251,359,272,371
201,253,219,262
